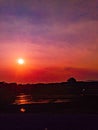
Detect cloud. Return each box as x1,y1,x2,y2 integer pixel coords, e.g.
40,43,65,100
0,0,97,44
0,0,97,22
0,14,98,70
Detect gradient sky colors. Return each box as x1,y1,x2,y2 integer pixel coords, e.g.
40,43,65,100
0,0,98,83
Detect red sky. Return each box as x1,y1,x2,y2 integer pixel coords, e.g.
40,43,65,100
0,0,98,83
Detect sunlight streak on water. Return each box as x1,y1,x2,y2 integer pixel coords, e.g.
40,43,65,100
13,93,33,105
13,93,71,105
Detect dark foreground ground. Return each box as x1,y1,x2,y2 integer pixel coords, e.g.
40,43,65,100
0,113,98,130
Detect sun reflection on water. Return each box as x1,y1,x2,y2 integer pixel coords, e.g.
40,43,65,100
13,93,33,105
20,108,26,113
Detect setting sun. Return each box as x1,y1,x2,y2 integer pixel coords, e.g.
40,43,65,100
17,58,25,65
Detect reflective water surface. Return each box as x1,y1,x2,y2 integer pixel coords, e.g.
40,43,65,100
13,93,33,105
13,93,71,105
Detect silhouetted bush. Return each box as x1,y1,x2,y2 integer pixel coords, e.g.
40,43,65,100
67,77,77,83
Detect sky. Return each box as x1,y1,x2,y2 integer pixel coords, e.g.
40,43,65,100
0,0,98,83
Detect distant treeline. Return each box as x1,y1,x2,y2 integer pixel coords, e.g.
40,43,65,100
0,80,98,96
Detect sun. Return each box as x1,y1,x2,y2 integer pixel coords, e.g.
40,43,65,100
17,58,25,65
